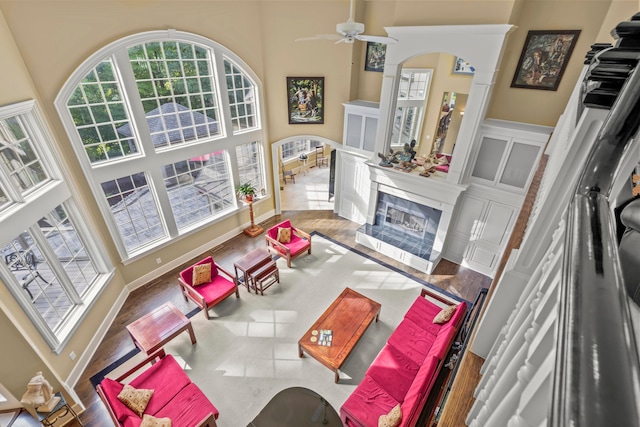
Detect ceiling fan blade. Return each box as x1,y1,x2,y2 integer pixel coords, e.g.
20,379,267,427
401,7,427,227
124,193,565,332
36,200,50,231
296,34,343,42
356,34,398,44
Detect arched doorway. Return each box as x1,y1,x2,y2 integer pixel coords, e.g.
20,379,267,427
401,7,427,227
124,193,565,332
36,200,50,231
271,136,341,214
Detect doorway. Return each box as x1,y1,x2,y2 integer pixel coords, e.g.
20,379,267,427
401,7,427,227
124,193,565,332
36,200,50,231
271,136,341,213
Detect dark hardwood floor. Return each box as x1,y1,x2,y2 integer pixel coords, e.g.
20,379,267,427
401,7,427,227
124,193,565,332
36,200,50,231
20,210,490,427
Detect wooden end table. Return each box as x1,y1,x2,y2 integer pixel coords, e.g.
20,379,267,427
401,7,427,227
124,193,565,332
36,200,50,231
234,248,272,293
126,302,196,355
298,287,381,383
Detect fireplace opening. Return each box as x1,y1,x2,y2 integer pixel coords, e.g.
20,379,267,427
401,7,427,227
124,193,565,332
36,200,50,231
358,192,442,261
384,203,427,239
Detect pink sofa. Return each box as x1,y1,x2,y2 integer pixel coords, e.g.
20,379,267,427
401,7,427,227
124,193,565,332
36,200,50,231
97,350,219,427
340,289,467,427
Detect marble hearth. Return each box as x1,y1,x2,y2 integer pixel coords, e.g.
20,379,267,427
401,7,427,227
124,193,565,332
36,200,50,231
356,163,468,274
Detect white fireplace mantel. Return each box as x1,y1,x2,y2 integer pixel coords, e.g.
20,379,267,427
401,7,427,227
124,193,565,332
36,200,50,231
366,162,468,223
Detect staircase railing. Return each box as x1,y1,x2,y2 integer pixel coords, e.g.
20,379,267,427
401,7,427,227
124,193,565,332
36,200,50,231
550,14,640,426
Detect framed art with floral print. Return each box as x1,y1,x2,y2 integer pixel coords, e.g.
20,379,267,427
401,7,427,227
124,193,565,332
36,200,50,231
511,30,580,91
287,77,324,124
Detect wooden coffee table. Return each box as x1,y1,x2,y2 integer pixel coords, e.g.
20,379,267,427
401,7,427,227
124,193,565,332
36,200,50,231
298,287,381,383
126,302,196,354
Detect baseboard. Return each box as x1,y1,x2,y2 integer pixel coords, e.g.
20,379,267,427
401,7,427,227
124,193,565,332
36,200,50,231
126,209,275,292
65,288,130,389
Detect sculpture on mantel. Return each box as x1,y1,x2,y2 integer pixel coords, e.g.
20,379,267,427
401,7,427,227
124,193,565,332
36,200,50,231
378,149,395,167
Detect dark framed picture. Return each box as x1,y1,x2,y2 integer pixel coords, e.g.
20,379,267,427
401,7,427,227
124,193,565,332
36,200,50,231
452,57,475,75
365,42,386,72
287,77,324,124
511,30,580,91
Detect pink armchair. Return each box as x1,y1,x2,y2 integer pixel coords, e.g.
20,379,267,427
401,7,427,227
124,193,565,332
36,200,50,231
178,256,239,319
265,220,312,267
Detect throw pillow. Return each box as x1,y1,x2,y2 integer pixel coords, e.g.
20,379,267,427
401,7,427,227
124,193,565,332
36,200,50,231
378,404,402,427
117,384,154,417
140,414,172,427
192,263,212,286
277,227,291,243
433,304,457,324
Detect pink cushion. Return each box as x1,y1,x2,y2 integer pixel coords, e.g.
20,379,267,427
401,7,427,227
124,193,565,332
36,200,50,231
399,356,440,426
435,164,449,173
193,274,237,305
388,318,437,365
340,376,399,427
99,378,136,422
154,383,219,424
365,344,420,402
180,257,218,286
427,304,466,360
128,355,192,416
403,296,443,334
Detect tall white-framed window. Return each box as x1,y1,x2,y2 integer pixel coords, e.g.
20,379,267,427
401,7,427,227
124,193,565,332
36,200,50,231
55,30,266,260
390,68,433,148
0,100,112,353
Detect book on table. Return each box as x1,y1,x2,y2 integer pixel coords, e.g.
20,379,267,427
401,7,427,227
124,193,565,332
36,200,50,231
318,329,333,346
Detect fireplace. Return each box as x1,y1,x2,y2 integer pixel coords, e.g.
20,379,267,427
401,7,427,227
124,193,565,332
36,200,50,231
361,192,442,260
355,164,467,274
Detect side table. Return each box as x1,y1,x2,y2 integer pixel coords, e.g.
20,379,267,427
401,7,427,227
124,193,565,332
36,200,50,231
234,248,272,293
37,392,83,426
126,302,196,355
249,260,279,295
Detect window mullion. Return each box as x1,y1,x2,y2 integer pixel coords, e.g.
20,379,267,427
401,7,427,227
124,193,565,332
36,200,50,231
0,159,23,202
29,224,82,304
147,167,177,237
112,50,157,157
214,53,233,137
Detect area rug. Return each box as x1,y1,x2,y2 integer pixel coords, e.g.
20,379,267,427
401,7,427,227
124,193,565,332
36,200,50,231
91,232,465,427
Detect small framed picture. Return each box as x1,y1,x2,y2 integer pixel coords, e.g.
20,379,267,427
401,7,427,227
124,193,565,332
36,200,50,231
287,77,324,125
452,57,475,75
511,30,580,91
364,42,387,72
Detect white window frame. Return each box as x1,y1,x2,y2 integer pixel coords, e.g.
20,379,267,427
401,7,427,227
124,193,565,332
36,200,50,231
390,68,433,149
55,30,268,261
281,139,322,163
0,100,113,353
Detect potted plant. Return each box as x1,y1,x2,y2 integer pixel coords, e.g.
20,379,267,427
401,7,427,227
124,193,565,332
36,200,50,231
236,182,257,202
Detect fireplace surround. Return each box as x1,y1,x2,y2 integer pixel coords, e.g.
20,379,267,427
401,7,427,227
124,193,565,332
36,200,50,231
356,164,467,273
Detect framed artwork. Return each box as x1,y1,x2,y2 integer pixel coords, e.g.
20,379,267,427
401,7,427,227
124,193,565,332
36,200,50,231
452,57,475,75
365,42,387,72
511,30,580,91
287,77,324,124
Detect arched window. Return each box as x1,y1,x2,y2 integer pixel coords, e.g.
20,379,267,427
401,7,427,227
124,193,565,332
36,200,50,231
55,30,266,259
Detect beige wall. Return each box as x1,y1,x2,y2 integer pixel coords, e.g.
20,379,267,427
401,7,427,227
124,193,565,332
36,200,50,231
0,0,637,406
487,0,625,125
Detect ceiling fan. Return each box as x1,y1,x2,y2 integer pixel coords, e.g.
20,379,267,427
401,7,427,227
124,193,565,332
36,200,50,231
296,0,397,45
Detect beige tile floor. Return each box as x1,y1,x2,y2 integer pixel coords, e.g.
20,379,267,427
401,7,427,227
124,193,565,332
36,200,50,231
280,162,334,210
